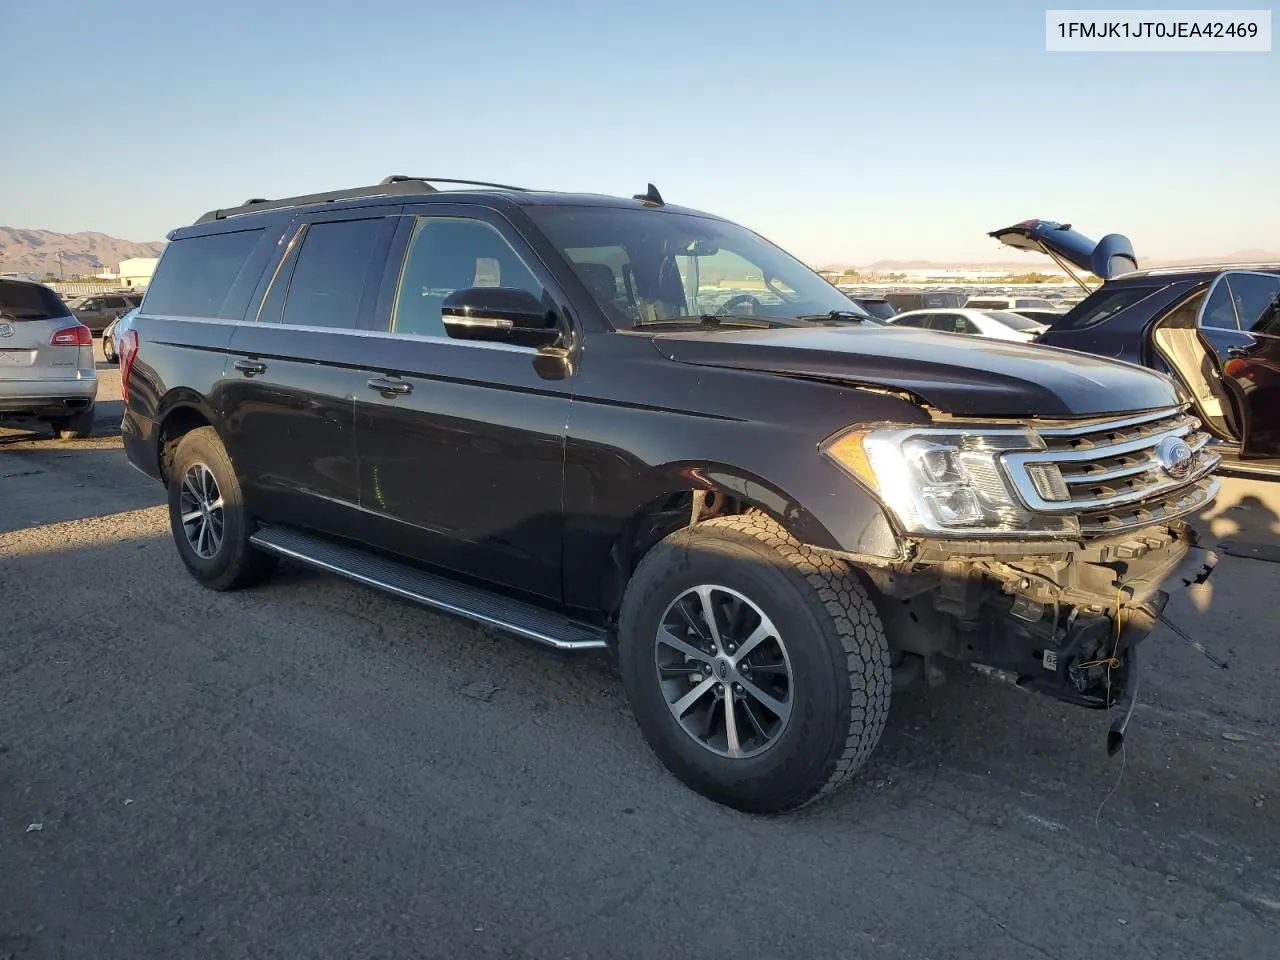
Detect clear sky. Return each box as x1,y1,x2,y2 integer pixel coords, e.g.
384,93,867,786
3,0,1276,264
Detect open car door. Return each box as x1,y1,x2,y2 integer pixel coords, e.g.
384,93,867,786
1209,272,1280,460
1149,272,1280,470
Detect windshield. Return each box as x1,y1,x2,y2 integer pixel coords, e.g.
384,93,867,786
983,310,1043,332
0,281,73,321
527,206,869,329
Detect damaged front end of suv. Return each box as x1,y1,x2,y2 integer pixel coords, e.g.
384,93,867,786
817,404,1219,752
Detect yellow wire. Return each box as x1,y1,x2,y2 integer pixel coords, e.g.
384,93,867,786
1077,582,1128,670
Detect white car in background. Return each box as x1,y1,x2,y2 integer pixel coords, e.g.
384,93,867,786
885,307,1049,343
963,294,1058,310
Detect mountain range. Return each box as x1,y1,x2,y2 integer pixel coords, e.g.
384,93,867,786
2,226,1276,281
0,227,165,278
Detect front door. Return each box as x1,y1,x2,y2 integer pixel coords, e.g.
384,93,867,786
221,211,398,538
349,210,573,601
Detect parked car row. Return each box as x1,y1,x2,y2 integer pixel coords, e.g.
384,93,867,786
65,292,143,332
115,174,1223,813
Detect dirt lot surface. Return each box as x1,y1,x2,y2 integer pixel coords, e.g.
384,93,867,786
2,345,1277,959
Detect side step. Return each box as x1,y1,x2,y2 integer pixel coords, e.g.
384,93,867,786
249,526,609,652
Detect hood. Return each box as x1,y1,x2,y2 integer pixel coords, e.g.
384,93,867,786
989,220,1138,281
651,325,1179,418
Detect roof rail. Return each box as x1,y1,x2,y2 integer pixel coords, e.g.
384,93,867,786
193,178,439,225
192,175,533,226
380,175,530,191
1125,261,1280,278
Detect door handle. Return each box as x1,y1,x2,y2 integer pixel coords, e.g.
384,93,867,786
233,359,267,377
367,376,412,397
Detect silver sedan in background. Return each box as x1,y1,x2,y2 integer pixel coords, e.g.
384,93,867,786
0,279,97,439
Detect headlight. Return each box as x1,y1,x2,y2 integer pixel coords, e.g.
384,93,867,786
821,425,1080,538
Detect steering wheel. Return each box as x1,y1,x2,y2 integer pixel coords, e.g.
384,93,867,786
717,294,763,317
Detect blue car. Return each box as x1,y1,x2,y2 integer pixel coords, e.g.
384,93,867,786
990,220,1280,476
101,307,139,364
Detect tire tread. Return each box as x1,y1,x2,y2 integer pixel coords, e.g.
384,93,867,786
694,511,891,806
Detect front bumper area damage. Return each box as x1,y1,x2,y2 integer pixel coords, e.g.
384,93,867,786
864,520,1218,753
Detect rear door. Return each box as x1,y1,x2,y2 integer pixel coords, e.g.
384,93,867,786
348,206,573,601
222,210,399,539
1203,271,1280,457
0,281,87,382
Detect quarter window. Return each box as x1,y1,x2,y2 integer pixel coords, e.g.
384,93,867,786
143,228,264,319
391,217,545,338
280,218,386,330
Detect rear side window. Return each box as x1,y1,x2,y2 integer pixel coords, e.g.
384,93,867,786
143,229,263,318
0,281,72,321
280,218,387,330
1052,283,1165,331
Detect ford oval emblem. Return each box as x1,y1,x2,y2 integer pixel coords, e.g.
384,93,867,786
1155,436,1194,481
0,322,13,338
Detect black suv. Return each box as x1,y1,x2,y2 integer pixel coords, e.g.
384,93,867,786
121,176,1220,812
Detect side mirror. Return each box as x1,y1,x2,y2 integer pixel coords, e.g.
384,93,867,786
441,287,561,349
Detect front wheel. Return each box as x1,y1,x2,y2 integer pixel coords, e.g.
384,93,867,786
102,335,117,363
167,426,277,591
617,512,891,813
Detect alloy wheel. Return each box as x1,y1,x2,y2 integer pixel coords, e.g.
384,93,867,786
179,462,225,560
654,584,793,759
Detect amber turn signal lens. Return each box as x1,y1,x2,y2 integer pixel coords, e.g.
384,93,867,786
824,430,877,489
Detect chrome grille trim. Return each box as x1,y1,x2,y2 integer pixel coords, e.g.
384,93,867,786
1005,406,1222,516
1077,478,1219,536
1033,404,1193,437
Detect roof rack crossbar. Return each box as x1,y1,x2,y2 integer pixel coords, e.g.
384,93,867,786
193,179,440,225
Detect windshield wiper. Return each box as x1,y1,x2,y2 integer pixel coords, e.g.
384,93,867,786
634,314,785,330
793,310,872,324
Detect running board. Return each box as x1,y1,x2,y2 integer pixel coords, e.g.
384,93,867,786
249,526,609,651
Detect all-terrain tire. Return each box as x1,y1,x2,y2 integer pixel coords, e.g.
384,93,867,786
617,511,891,813
167,426,278,591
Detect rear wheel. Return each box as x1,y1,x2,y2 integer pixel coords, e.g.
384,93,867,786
617,512,891,813
167,426,277,591
52,405,95,440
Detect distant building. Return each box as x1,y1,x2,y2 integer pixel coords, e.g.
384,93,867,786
118,257,158,288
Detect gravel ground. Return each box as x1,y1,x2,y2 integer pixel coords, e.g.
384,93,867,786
1,345,1277,959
